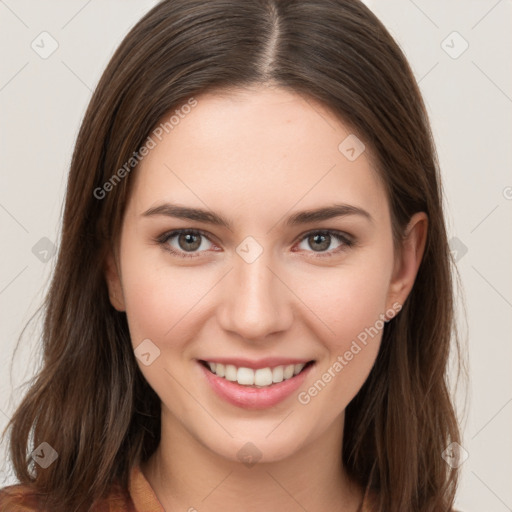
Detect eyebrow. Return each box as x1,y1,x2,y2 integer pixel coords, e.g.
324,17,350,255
141,203,373,229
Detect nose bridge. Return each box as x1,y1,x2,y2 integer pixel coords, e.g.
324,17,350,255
219,240,292,340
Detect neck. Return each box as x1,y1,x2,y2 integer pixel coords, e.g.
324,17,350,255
141,408,363,512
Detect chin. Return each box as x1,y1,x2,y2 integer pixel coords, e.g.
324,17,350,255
195,418,315,466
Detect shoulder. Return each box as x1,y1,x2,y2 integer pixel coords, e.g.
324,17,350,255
0,481,135,512
359,491,464,512
0,482,45,511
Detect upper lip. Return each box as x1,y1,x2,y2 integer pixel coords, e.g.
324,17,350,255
198,357,314,370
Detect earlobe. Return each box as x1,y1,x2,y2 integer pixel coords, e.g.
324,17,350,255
386,212,428,309
104,248,126,312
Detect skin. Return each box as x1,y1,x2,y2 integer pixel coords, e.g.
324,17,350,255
105,83,427,511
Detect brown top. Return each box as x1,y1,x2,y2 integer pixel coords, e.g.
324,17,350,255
0,465,376,511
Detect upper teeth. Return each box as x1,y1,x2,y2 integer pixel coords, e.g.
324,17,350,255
206,362,306,387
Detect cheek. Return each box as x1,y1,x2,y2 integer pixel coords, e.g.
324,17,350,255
120,245,211,346
294,250,393,408
303,260,392,351
122,275,175,346
296,288,385,425
119,254,213,411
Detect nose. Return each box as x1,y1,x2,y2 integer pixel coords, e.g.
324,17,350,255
217,246,294,342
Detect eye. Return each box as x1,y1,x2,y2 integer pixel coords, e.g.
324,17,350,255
156,228,354,259
294,230,354,257
157,229,216,259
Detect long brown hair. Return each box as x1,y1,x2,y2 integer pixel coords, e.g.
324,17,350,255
1,1,465,510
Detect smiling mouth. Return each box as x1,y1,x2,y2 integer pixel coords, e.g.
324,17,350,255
199,360,315,388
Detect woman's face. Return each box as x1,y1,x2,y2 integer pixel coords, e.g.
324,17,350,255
107,84,424,464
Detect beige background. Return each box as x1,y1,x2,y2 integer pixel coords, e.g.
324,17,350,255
1,1,511,509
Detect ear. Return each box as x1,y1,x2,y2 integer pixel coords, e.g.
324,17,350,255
104,247,126,312
386,212,428,311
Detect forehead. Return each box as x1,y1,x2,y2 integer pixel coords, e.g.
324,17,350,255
129,85,388,225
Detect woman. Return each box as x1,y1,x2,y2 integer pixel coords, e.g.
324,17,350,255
0,0,463,510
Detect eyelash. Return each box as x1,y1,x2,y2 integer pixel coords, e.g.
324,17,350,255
155,228,355,260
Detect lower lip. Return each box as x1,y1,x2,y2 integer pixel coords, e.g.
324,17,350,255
199,362,314,410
